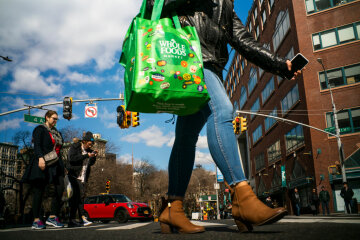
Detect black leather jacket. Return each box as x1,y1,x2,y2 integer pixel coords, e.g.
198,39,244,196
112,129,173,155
147,0,289,77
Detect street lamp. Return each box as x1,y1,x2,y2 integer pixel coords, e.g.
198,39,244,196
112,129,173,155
317,58,347,183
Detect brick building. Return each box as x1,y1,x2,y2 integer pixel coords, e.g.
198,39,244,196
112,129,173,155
224,0,360,214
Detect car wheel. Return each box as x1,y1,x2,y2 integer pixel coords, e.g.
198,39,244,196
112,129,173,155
116,210,128,223
101,220,110,224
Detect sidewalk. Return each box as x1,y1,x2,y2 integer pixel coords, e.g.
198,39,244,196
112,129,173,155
286,213,360,219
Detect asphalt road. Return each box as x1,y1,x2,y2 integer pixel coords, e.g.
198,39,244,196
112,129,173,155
1,216,360,240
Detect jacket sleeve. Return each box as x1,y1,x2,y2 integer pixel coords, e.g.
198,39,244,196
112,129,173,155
230,11,289,78
68,144,88,166
89,156,97,167
33,126,45,159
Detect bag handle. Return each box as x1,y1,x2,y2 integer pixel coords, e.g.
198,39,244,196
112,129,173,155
150,0,181,29
140,0,148,18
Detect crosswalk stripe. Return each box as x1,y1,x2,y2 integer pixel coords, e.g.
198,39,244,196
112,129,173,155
278,219,360,224
190,221,227,226
97,222,151,231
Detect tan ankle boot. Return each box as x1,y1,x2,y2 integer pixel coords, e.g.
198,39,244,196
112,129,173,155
159,200,205,234
231,183,287,230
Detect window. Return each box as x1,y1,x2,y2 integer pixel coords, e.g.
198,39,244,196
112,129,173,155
255,153,265,172
249,22,252,33
326,107,360,135
268,140,281,163
281,84,299,114
305,0,356,14
270,0,274,8
285,125,304,153
254,7,258,20
262,10,267,27
312,22,360,51
273,11,290,51
233,100,239,112
256,25,260,39
262,77,275,103
240,86,247,109
253,124,263,144
265,107,277,131
319,63,360,90
251,98,260,119
248,68,258,94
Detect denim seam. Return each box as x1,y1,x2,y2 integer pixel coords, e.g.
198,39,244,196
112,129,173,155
209,99,237,184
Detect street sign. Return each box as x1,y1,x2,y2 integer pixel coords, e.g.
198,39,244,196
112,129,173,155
85,105,98,118
216,167,224,182
24,114,45,124
340,127,351,133
324,127,335,133
281,165,286,187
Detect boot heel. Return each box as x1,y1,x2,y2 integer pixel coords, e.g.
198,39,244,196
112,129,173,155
160,222,173,234
234,219,253,233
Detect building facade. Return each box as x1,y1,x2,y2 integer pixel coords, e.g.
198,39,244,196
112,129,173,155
225,0,360,214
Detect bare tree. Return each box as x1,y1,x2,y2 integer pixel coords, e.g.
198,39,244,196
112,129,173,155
12,130,31,149
59,126,84,143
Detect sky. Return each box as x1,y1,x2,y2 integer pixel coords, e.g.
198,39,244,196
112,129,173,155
0,0,254,171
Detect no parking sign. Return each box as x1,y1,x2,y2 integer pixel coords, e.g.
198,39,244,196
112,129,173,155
85,105,98,118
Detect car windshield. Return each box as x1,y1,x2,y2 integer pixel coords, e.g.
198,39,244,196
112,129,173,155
113,194,132,203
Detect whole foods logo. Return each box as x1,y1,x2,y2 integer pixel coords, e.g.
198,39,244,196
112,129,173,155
156,33,189,62
160,39,186,56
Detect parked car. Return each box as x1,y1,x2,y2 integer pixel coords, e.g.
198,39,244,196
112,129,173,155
84,194,153,223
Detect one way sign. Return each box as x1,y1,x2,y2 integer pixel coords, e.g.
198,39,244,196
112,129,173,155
85,105,98,118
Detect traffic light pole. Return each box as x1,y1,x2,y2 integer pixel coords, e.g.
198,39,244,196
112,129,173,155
235,110,337,138
0,97,124,117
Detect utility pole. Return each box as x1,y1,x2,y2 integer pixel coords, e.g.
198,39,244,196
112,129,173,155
317,58,347,183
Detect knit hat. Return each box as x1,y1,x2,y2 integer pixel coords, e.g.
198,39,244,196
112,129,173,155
83,131,94,142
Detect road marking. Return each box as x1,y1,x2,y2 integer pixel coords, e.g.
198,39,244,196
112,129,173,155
97,222,151,231
0,224,106,232
279,219,360,224
190,221,227,226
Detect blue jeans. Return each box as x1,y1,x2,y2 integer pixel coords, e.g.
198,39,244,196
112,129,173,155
168,68,247,197
295,203,300,216
321,201,330,215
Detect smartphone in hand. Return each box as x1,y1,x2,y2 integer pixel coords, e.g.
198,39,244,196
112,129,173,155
285,53,309,80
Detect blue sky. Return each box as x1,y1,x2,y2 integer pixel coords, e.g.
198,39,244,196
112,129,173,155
0,0,253,171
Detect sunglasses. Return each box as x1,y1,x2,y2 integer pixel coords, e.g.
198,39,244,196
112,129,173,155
51,117,59,121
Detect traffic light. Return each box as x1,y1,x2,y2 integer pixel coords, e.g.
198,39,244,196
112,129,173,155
105,180,111,193
126,111,132,128
240,117,247,132
117,105,125,128
233,117,240,134
132,112,139,127
63,97,73,120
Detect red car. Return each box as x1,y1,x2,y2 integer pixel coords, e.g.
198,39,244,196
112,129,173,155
84,194,153,223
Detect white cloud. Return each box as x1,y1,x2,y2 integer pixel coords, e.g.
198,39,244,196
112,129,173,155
67,90,90,100
0,118,22,131
122,125,175,148
98,106,117,128
0,0,141,73
196,135,208,149
66,72,98,84
195,151,214,165
10,68,62,96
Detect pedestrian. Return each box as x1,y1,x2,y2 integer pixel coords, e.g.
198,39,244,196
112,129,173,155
308,188,319,216
224,199,232,219
292,188,301,216
319,186,330,215
265,196,274,209
340,182,354,214
148,0,303,234
22,110,65,229
67,131,97,227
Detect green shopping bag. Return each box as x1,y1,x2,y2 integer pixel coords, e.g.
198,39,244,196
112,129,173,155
119,0,210,116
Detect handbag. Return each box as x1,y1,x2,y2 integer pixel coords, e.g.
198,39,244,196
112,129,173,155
119,0,210,116
62,174,73,201
43,133,59,166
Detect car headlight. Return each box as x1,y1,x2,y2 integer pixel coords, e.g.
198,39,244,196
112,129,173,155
127,203,135,209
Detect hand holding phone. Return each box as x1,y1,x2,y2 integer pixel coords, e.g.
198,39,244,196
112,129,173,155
284,53,308,80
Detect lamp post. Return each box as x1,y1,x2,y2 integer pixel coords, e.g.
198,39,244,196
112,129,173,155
317,58,347,183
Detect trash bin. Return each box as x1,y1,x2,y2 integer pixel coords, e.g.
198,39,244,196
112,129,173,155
351,198,358,214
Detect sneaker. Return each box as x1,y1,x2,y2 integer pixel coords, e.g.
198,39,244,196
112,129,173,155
46,216,64,228
82,216,93,226
32,220,46,230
